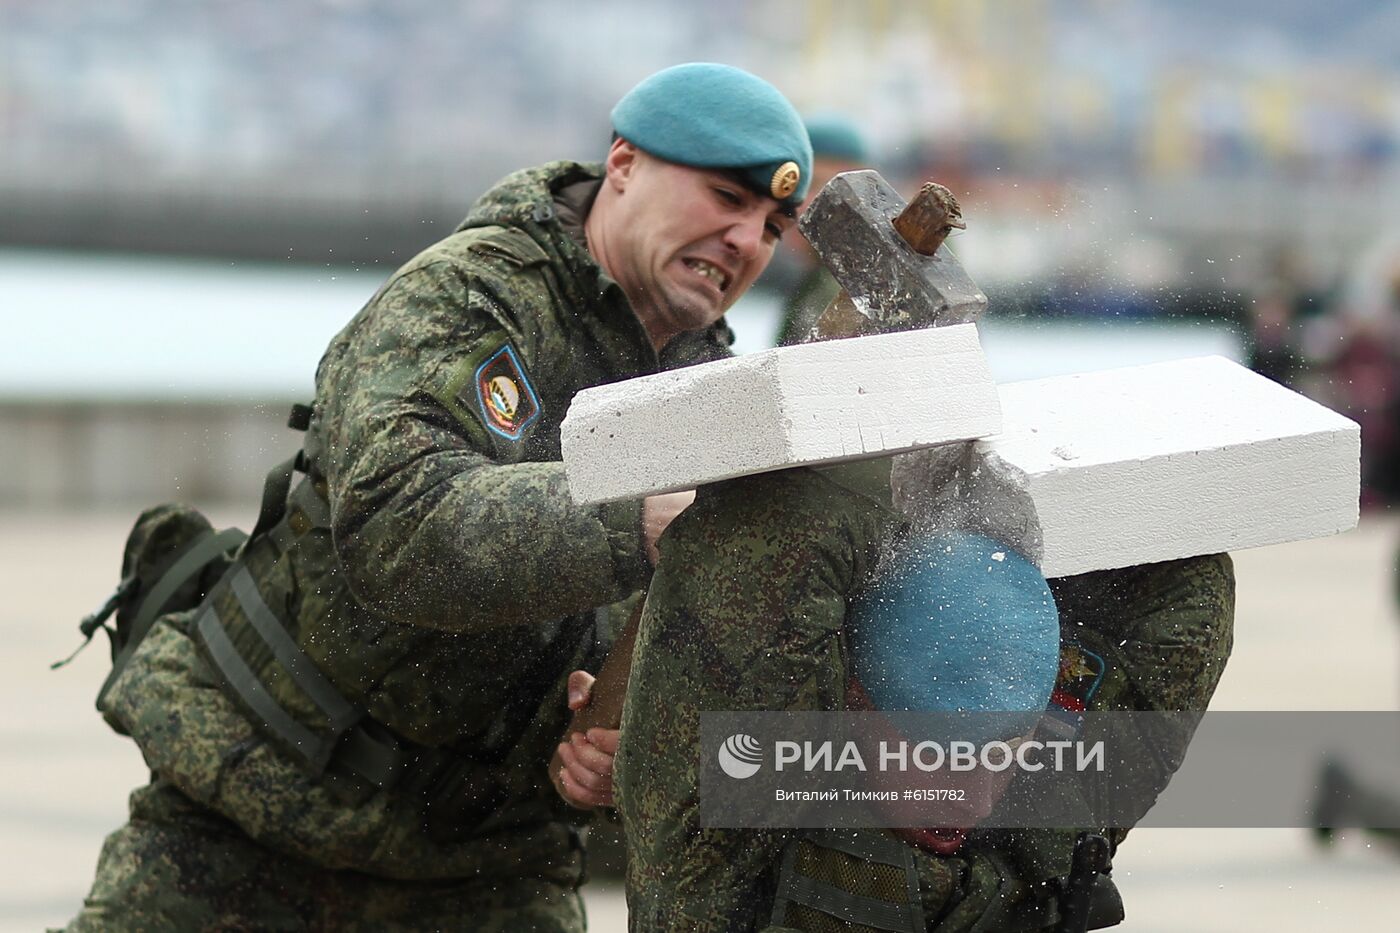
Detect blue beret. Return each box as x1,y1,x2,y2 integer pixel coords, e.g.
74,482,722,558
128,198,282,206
847,531,1060,729
804,112,870,162
612,63,813,208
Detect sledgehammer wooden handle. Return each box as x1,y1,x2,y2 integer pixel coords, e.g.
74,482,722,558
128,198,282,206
567,601,640,735
892,181,966,256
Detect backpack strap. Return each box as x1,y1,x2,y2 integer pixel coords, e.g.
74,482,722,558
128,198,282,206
248,452,305,544
194,593,406,788
246,403,315,544
194,457,412,789
93,526,248,708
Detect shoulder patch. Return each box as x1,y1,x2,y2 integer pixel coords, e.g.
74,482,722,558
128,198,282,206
1050,641,1105,713
461,343,541,441
1039,640,1107,742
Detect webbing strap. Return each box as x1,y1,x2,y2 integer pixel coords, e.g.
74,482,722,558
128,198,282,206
219,563,406,790
249,453,302,543
338,722,404,788
772,832,925,933
776,872,921,933
197,601,404,787
186,426,406,790
128,528,249,648
229,568,360,734
96,527,247,709
807,828,913,866
287,476,332,532
197,605,328,768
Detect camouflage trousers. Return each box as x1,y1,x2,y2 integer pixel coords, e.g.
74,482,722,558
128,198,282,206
62,780,586,933
617,468,1235,932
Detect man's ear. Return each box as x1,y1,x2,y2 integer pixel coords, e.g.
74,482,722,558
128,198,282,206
604,138,640,192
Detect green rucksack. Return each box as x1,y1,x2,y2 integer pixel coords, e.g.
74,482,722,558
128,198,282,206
55,404,316,726
54,503,247,732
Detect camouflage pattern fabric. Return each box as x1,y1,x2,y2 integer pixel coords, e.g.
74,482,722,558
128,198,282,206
617,470,1235,931
974,553,1237,903
98,611,588,881
617,469,901,931
70,161,732,929
62,782,584,932
1049,554,1235,716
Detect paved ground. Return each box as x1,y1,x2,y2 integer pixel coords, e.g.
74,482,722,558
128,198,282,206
3,508,1397,932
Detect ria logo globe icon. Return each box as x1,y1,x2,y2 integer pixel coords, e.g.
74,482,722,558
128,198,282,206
718,733,763,779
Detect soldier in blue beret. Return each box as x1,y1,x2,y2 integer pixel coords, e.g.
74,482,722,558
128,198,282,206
64,63,811,932
590,62,813,350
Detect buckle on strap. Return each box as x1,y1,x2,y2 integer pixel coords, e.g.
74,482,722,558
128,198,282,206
51,576,136,670
1054,833,1118,933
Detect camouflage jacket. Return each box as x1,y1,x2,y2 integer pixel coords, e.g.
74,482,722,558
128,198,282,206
105,161,732,881
298,159,728,744
618,468,1234,930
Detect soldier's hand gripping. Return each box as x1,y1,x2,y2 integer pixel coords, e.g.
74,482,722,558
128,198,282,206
550,670,622,809
642,490,695,565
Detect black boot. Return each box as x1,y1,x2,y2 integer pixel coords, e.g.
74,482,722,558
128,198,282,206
1310,757,1400,853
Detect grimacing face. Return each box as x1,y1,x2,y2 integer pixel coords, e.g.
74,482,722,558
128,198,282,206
589,139,795,349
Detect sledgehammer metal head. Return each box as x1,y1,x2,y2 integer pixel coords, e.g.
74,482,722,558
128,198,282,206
798,170,988,336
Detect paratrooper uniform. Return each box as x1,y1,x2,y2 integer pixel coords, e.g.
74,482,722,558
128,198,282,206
67,60,819,933
617,468,1235,931
66,161,732,932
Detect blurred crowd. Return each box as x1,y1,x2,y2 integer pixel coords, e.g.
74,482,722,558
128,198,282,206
1243,238,1400,509
4,1,1399,508
6,3,1400,196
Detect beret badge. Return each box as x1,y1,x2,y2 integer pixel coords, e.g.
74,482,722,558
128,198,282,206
770,161,801,200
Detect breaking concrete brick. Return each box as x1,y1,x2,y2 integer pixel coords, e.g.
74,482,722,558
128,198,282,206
891,356,1361,577
561,323,1001,505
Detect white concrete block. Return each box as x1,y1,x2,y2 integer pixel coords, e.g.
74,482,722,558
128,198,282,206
892,356,1361,577
562,324,1002,504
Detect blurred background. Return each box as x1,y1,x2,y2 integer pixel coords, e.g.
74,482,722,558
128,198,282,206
2,1,1398,930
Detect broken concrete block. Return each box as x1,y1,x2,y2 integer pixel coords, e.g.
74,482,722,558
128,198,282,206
562,324,1001,505
891,356,1361,577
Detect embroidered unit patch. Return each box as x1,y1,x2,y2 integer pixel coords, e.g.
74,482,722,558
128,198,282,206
1050,643,1106,714
472,344,541,440
1041,642,1107,741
